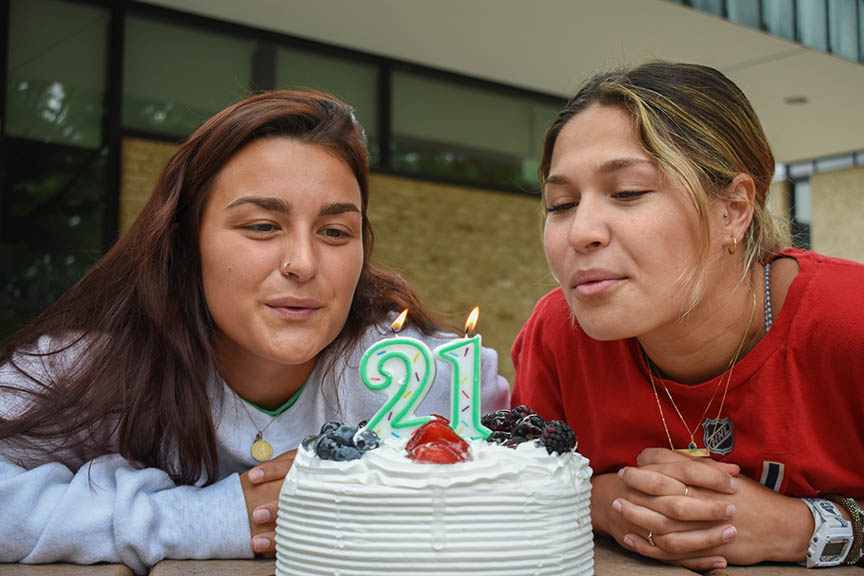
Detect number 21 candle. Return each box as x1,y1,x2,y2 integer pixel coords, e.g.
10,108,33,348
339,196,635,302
359,307,491,441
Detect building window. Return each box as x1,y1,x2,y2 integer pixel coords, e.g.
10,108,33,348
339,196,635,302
123,15,256,138
274,47,379,164
829,0,859,60
797,0,829,50
391,71,560,190
690,0,723,16
860,0,864,61
727,0,762,28
762,0,796,40
2,0,109,338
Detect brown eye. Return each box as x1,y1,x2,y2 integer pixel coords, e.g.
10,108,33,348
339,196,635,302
321,227,352,240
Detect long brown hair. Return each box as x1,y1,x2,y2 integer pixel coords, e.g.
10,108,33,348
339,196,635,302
0,90,437,484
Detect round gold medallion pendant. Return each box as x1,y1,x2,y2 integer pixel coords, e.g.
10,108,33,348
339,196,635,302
251,438,273,462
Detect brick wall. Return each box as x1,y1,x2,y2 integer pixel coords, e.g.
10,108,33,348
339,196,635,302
120,138,180,234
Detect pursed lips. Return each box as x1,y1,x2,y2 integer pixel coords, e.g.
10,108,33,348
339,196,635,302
570,269,626,297
267,297,323,309
266,297,324,319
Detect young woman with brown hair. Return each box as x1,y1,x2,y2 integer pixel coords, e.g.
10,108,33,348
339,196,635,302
0,90,509,572
512,62,864,570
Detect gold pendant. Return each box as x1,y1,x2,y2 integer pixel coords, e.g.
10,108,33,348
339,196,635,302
251,433,273,462
675,442,710,458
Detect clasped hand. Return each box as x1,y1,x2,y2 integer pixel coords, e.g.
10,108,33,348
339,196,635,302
602,448,809,571
239,450,297,556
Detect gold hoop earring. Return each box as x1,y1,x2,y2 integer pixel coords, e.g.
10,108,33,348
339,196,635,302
727,236,737,255
280,260,292,277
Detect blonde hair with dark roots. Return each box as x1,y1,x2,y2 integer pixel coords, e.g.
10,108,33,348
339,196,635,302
541,61,791,310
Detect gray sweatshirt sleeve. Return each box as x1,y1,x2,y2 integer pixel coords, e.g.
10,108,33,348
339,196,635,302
0,455,252,573
0,338,253,573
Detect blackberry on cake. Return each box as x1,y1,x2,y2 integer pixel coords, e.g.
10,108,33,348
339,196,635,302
511,414,546,439
504,435,529,448
480,409,511,432
486,430,511,444
538,420,577,455
508,404,536,425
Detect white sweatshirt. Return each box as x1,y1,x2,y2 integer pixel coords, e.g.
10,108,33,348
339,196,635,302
0,324,510,573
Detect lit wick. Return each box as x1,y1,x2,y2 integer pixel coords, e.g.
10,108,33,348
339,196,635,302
464,306,480,338
392,308,408,333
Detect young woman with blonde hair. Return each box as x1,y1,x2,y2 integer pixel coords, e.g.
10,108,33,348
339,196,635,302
513,61,864,570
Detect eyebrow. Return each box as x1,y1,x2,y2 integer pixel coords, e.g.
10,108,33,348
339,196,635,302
225,196,361,217
545,157,655,187
319,202,361,216
226,196,292,214
597,157,654,174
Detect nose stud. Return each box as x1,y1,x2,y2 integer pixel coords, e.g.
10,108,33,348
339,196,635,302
280,260,291,277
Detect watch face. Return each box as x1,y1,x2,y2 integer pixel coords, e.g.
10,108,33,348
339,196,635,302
822,539,849,560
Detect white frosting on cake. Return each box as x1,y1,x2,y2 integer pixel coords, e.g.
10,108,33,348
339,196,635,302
275,439,594,575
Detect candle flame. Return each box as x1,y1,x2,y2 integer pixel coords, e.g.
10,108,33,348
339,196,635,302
391,309,409,332
464,306,480,335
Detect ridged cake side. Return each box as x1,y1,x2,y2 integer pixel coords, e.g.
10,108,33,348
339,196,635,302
275,440,593,576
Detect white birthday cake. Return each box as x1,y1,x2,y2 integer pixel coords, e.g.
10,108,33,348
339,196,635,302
274,410,594,576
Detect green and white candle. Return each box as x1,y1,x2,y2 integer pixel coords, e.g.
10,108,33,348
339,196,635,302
359,310,436,440
435,307,491,440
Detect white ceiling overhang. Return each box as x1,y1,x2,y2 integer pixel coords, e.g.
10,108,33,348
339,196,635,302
147,0,864,163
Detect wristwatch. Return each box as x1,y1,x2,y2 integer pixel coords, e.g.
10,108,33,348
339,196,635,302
800,498,854,568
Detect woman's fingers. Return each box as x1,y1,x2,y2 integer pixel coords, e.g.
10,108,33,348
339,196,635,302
247,449,297,484
636,447,740,477
614,496,734,532
636,447,684,466
620,461,736,496
624,522,737,558
250,529,277,556
617,466,686,497
676,556,729,571
706,461,741,476
252,500,279,526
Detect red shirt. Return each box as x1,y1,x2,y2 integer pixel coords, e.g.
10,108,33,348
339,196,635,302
512,249,864,498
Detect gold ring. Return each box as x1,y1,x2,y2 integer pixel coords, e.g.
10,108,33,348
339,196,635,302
648,531,656,547
684,485,690,497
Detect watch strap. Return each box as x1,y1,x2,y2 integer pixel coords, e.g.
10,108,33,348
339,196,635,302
801,498,853,568
827,495,864,565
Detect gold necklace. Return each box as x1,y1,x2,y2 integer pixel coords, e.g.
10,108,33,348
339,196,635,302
229,384,277,462
645,288,757,457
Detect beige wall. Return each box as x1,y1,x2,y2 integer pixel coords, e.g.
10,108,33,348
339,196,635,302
811,166,864,263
